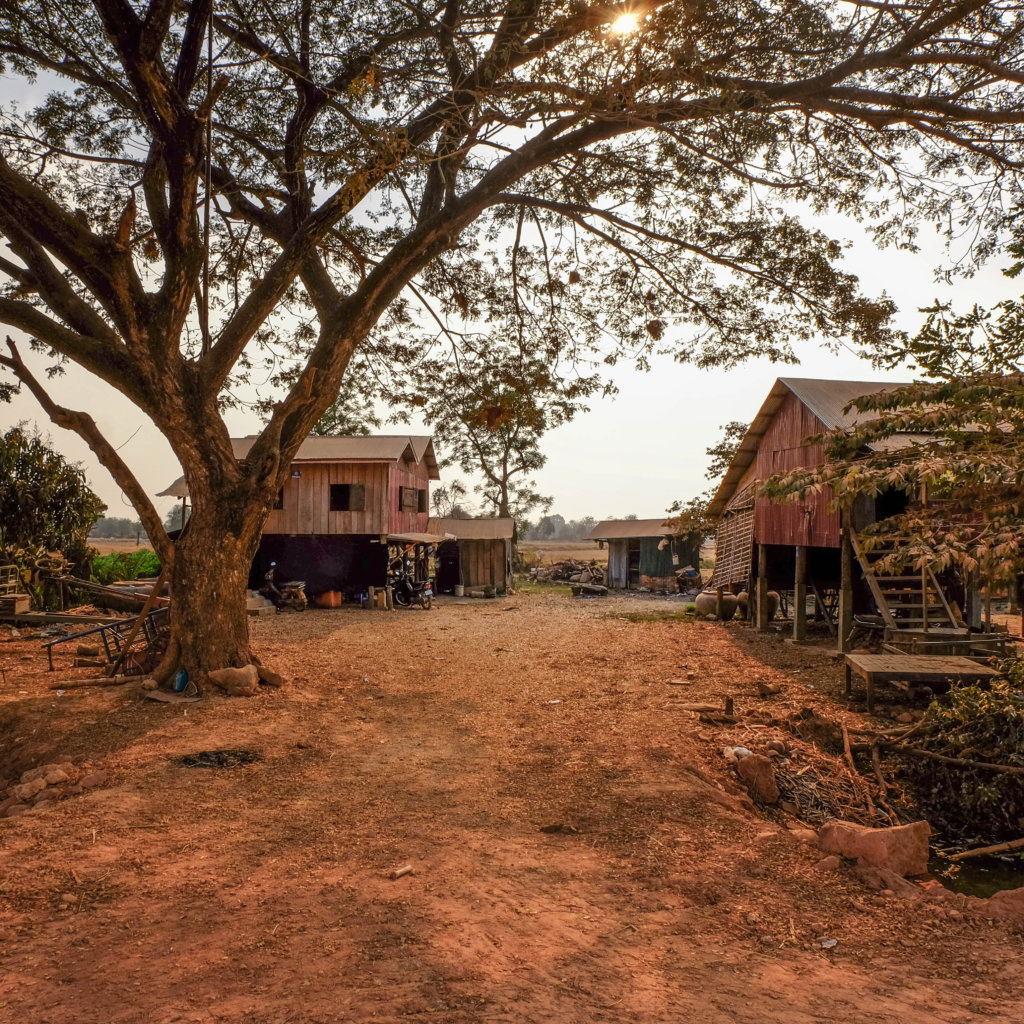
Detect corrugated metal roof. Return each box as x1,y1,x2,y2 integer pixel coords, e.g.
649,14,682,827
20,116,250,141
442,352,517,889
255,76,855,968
427,517,515,540
707,378,914,517
589,518,673,540
157,434,439,498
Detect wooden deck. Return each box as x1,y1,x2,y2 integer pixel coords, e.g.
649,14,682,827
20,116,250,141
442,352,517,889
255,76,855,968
844,653,999,712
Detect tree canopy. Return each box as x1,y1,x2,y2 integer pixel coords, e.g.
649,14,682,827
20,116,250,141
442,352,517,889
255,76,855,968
1,0,1023,674
0,424,104,556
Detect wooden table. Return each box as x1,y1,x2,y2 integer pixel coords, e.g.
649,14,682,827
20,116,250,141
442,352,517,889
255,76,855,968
844,654,999,712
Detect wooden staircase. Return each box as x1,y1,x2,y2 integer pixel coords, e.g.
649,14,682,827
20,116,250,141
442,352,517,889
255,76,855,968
849,532,961,632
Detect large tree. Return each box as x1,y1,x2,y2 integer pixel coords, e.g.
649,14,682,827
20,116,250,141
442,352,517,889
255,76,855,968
1,1,1023,680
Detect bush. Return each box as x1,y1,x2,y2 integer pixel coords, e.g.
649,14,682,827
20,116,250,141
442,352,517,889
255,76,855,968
92,549,161,585
902,665,1024,841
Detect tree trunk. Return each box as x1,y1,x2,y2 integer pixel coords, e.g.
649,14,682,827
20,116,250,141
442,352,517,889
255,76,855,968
160,493,265,682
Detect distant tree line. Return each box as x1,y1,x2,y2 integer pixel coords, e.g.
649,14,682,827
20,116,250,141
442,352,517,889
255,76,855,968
90,516,144,539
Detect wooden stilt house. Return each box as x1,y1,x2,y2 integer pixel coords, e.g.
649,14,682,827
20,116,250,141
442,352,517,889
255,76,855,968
159,435,441,599
705,378,969,645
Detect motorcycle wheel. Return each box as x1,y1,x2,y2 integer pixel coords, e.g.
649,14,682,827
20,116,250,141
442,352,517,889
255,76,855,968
393,590,410,607
418,594,432,610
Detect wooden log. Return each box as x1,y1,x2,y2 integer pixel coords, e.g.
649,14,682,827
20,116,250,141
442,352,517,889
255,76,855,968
50,675,131,689
948,836,1024,862
862,740,1024,777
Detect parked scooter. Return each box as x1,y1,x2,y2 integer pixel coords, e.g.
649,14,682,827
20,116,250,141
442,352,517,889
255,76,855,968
389,557,433,610
259,562,307,612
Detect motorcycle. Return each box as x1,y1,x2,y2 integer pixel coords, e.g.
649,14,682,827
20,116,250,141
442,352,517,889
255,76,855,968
259,562,307,612
389,557,433,610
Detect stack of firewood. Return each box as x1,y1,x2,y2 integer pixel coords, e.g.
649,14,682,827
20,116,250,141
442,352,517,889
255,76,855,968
530,560,606,585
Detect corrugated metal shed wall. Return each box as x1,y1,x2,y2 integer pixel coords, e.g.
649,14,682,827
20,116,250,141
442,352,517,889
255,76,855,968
753,390,841,549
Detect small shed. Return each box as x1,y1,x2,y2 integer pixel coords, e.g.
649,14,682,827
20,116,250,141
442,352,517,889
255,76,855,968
589,520,700,591
429,517,514,594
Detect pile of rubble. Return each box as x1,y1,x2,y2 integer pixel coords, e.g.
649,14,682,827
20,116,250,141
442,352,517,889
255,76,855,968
1,761,108,819
529,560,606,585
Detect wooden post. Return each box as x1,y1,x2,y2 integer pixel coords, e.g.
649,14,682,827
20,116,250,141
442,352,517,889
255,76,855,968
793,545,807,643
921,566,929,634
756,544,769,632
838,525,853,653
966,570,982,629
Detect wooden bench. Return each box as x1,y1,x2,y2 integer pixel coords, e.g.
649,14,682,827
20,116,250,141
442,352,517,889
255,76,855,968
844,653,999,712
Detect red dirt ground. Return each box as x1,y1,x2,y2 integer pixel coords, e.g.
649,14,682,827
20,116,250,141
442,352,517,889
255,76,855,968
1,593,1023,1024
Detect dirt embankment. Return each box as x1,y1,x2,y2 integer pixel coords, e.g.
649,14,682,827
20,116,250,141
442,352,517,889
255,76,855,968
0,595,1022,1024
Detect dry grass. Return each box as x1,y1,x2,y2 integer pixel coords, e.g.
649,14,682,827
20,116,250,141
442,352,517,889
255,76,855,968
88,537,154,556
518,539,607,565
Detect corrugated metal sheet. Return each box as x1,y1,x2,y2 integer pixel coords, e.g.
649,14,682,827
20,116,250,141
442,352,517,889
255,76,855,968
753,389,839,548
157,434,439,497
589,518,673,540
708,378,913,517
428,517,515,540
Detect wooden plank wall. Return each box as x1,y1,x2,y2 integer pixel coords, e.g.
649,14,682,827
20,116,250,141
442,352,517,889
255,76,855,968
607,541,628,588
458,540,508,590
753,390,840,549
388,461,431,535
263,461,390,535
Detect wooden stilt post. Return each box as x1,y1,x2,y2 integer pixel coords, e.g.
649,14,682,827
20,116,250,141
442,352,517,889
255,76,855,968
838,524,853,653
793,545,807,643
756,544,769,632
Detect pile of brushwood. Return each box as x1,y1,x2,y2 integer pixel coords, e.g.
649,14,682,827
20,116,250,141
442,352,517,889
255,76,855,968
898,660,1024,842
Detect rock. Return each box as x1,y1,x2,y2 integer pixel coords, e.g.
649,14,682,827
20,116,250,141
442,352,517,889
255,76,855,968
767,739,787,755
206,664,260,697
4,802,30,817
66,785,83,796
20,766,45,784
79,771,108,790
43,767,69,785
896,712,915,724
851,862,922,897
256,666,285,688
780,800,799,815
813,855,842,873
76,643,102,657
32,789,55,804
787,828,818,843
140,677,158,691
757,681,782,696
818,819,930,877
60,893,76,904
735,753,780,804
14,777,46,801
0,794,20,814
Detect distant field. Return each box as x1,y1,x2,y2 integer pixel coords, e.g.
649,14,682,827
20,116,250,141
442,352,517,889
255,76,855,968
518,539,607,566
88,537,153,556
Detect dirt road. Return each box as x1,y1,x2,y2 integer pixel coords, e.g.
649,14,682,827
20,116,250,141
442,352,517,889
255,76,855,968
1,594,1022,1023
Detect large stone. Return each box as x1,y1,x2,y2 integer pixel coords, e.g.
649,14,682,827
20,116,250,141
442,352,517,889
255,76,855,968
818,819,931,878
735,753,780,804
207,664,260,697
79,771,108,790
43,767,69,785
14,777,46,801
